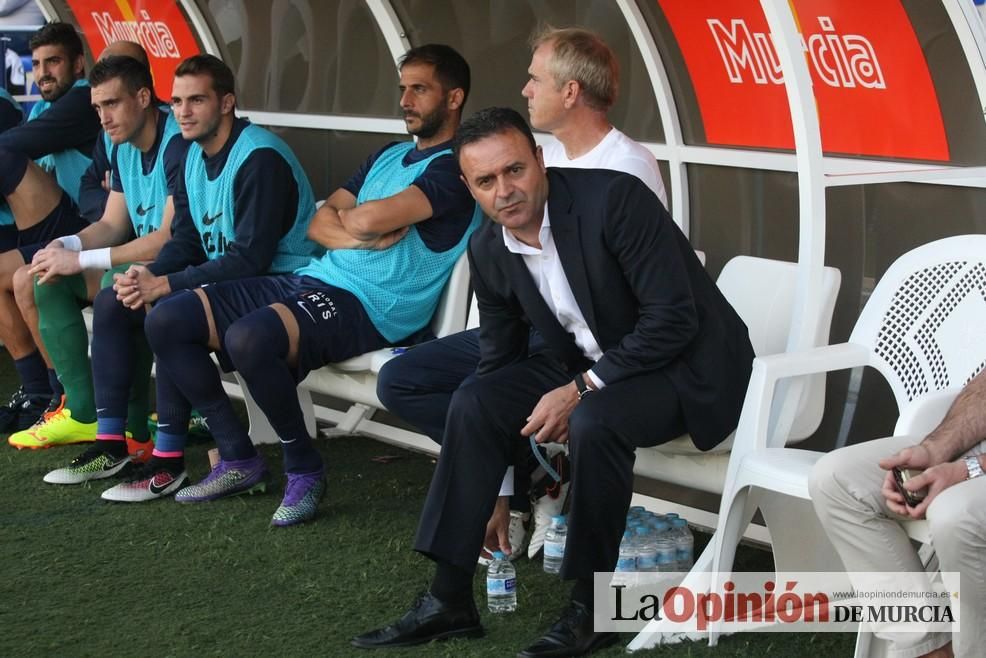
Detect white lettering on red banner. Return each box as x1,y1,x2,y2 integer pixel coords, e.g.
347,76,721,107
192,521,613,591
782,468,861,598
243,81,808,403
709,16,885,89
91,10,181,59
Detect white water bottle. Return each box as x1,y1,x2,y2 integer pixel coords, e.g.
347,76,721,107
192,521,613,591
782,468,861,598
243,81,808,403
543,515,567,574
614,530,637,587
487,551,517,613
652,520,677,572
671,518,694,571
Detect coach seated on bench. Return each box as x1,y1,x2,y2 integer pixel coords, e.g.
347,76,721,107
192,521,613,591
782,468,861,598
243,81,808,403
353,107,754,656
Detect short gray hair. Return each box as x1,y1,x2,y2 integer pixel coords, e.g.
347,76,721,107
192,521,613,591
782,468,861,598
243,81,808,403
530,26,618,112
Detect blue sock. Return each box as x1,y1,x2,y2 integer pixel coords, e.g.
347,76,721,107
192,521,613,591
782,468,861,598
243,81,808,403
145,291,256,462
153,430,187,460
14,351,51,397
225,307,322,474
96,416,126,438
47,369,64,397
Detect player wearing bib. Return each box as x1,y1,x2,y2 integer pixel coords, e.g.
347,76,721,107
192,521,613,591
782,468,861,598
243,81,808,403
99,54,320,503
0,24,103,433
142,45,478,528
8,58,188,470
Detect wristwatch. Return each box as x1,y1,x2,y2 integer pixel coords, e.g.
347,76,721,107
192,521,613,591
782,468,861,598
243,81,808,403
964,455,985,480
573,374,594,401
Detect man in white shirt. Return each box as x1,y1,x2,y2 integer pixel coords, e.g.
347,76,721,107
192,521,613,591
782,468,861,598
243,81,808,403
525,27,665,206
376,27,668,561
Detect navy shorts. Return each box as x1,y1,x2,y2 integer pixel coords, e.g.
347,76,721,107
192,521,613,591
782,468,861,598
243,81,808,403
201,274,390,379
16,192,89,262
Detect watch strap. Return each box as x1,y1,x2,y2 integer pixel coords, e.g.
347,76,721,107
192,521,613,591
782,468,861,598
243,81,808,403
965,455,985,480
573,374,592,400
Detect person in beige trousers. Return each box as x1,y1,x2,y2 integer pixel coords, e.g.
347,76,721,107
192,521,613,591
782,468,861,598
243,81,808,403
809,370,986,658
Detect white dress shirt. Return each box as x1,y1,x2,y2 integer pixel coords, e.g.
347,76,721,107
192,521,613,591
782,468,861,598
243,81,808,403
501,208,605,390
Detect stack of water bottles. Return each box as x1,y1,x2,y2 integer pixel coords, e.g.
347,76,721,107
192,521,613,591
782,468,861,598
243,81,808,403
613,507,694,586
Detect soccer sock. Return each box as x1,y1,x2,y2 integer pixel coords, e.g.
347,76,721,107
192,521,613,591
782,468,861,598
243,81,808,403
125,332,154,442
14,350,51,397
35,274,94,421
150,365,189,460
152,430,187,465
95,416,127,457
91,286,145,421
430,560,474,607
224,307,320,473
144,291,255,461
0,147,29,196
47,369,63,397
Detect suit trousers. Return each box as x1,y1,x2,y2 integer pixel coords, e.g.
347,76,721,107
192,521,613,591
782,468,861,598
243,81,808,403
413,353,686,581
809,436,986,658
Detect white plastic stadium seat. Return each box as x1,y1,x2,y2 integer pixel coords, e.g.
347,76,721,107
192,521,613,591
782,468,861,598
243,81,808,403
703,235,986,648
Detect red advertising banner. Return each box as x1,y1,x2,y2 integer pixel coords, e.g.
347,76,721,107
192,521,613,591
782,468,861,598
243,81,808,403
66,0,200,101
659,0,950,161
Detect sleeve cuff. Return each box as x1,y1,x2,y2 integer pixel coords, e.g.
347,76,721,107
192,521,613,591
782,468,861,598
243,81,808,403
586,369,606,390
166,272,189,292
498,466,514,497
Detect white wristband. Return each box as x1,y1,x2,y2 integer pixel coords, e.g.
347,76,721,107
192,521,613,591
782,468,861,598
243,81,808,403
78,247,112,270
60,234,82,252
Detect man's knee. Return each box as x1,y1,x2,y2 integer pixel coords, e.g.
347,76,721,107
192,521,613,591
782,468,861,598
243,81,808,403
927,485,984,550
376,354,417,411
145,290,204,353
12,264,34,307
91,284,130,332
808,450,843,503
224,308,293,377
0,248,25,289
567,406,614,454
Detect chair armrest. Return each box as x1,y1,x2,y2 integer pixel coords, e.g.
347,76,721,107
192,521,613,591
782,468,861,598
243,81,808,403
731,343,871,457
753,343,871,380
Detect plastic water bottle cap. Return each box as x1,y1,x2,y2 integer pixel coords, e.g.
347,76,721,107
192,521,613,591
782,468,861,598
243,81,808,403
672,518,687,528
551,515,566,527
634,526,649,536
492,551,505,560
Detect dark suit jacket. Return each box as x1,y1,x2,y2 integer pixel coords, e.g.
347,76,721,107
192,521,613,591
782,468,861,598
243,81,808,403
466,167,755,450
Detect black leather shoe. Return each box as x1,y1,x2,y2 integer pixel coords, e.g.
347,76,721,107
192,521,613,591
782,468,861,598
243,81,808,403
351,591,484,649
517,601,618,657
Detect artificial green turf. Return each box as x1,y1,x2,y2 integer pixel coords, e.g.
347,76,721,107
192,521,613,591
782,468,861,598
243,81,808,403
0,351,855,657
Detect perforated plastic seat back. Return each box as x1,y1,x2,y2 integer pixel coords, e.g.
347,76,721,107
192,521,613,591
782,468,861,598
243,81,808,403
849,235,986,409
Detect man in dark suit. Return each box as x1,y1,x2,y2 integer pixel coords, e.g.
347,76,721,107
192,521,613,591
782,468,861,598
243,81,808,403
353,107,755,656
